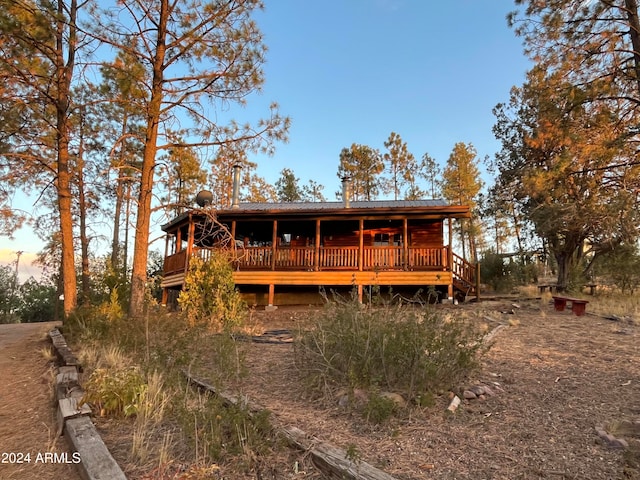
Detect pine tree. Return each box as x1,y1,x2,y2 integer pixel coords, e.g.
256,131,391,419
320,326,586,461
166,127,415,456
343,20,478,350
492,65,640,288
275,168,303,202
440,142,484,261
89,0,290,317
382,132,418,200
337,144,384,201
0,0,88,315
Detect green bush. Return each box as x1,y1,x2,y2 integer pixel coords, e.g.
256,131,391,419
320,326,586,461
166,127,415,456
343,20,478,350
82,366,147,417
178,254,246,333
294,293,486,404
363,392,398,424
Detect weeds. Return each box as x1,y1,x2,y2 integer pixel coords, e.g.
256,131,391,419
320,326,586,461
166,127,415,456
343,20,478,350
64,260,266,476
131,371,172,463
295,292,487,409
82,366,147,417
176,388,274,468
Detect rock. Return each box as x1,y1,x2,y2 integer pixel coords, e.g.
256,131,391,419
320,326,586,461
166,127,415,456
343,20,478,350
478,394,486,401
595,426,608,438
482,386,495,396
463,390,477,400
353,388,369,405
380,392,407,408
470,385,486,396
611,438,629,449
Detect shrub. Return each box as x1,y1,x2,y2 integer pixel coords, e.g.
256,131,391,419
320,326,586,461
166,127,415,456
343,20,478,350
178,254,246,333
82,366,147,417
175,389,274,467
294,293,486,404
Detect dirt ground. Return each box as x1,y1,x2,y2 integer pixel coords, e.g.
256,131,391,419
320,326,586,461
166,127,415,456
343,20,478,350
0,322,82,480
4,296,639,480
194,296,640,480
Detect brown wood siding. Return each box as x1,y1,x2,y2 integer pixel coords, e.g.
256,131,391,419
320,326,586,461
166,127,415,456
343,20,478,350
410,223,443,247
323,232,372,247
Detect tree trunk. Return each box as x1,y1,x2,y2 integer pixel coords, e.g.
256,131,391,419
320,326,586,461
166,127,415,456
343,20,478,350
129,0,168,318
554,251,574,291
76,149,91,305
55,0,78,317
625,0,640,97
111,113,131,271
57,146,77,316
111,172,123,270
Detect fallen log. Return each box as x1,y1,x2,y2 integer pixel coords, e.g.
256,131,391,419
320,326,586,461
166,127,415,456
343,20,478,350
184,372,398,480
280,425,397,480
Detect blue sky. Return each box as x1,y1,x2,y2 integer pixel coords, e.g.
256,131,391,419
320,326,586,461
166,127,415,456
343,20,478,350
1,0,531,279
249,0,531,193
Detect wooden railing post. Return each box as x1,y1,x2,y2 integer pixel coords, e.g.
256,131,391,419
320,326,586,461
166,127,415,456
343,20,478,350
315,219,320,271
403,218,408,270
358,219,364,271
271,220,277,271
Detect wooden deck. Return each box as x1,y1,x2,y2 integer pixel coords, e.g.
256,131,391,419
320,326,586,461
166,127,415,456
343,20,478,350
162,245,476,298
231,270,453,287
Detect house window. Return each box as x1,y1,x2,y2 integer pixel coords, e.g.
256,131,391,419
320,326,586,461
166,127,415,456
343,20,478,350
374,233,389,246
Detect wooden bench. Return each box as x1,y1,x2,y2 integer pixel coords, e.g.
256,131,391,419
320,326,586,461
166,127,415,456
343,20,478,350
538,284,561,294
552,295,589,316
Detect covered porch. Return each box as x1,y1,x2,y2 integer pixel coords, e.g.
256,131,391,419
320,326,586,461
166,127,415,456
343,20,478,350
161,201,478,306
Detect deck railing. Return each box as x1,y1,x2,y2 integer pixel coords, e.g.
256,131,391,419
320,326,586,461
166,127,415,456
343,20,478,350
163,249,188,275
166,245,450,274
452,252,477,293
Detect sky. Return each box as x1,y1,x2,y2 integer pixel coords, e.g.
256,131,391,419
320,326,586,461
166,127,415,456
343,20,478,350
0,0,532,281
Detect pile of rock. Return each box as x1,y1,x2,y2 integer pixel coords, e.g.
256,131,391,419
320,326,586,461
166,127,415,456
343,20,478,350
461,384,497,401
447,382,503,412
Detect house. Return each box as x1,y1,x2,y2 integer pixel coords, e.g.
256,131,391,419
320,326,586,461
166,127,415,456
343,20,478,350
160,169,478,308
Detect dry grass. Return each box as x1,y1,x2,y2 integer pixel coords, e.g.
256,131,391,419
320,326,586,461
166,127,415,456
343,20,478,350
131,371,172,463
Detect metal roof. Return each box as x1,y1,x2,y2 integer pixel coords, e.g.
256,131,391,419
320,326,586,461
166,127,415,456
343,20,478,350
161,199,470,231
224,199,449,211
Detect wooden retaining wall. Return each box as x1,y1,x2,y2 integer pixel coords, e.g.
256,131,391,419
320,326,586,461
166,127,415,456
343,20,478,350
49,328,127,480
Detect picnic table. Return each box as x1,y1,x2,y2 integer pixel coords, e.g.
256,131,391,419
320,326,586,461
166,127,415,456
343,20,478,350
552,295,589,316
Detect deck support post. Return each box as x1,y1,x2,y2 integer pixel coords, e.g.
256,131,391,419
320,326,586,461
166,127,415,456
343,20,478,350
161,287,168,307
357,284,363,303
267,284,276,309
447,217,454,301
447,218,453,269
476,261,481,302
186,213,195,271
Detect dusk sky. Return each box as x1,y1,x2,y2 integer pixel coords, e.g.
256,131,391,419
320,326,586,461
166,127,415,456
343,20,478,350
1,1,532,279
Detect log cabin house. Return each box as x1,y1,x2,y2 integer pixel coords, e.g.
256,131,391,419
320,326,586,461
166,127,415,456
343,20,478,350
160,173,479,308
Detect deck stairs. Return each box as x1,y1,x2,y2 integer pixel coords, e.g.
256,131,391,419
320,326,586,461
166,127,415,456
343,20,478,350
452,253,478,299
